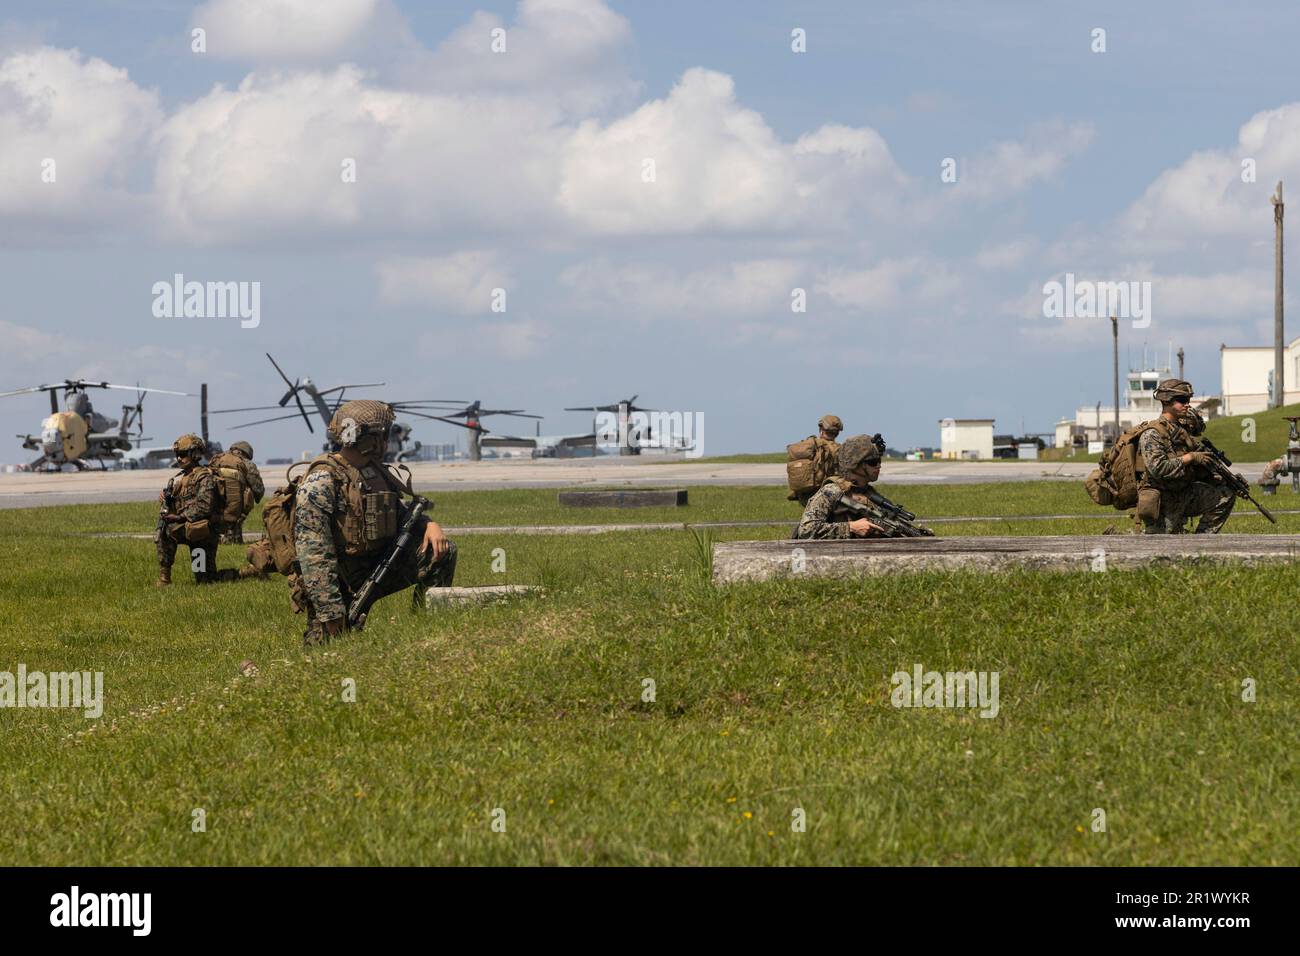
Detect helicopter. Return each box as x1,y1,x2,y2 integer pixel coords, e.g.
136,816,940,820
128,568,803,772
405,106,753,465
211,354,468,462
565,395,657,456
1,379,189,471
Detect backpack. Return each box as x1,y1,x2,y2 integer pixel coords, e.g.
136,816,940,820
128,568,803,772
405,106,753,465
261,462,311,575
208,452,253,529
1085,420,1163,510
786,436,838,502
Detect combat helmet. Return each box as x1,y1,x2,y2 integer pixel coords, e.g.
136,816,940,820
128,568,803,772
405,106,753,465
818,414,844,437
329,400,395,457
838,433,883,474
1153,379,1193,404
173,433,206,461
230,440,254,459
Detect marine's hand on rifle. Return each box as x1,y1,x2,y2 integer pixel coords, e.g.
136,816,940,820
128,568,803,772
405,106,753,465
1183,451,1215,467
849,517,882,537
417,520,450,560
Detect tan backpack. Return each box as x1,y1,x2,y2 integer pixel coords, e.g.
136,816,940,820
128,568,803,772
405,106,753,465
260,462,312,574
786,436,838,501
209,452,253,529
1085,421,1163,510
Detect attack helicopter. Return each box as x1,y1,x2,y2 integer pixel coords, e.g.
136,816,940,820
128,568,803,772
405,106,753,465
1,379,188,471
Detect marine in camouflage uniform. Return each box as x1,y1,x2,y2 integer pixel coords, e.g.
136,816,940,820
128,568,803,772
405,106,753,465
1136,380,1234,534
211,440,265,544
788,414,845,506
155,433,238,585
795,433,889,539
292,400,457,646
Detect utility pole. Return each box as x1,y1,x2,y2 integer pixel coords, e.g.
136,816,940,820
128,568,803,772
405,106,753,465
1111,313,1120,444
1177,347,1184,379
1273,181,1285,407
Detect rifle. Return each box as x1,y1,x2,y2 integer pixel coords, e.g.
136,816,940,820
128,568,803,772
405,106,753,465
836,490,935,537
160,475,185,527
346,496,430,630
1197,438,1277,525
863,487,918,523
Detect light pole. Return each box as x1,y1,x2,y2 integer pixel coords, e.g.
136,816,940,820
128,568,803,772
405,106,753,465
1110,313,1119,445
1273,181,1284,408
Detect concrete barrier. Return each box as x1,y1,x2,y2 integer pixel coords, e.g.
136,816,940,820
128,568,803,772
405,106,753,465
712,534,1300,584
558,489,688,508
424,585,542,604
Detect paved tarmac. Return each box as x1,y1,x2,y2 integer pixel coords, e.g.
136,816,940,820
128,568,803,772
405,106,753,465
0,455,1268,509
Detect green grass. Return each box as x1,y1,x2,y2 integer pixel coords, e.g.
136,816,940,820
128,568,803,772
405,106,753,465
26,478,1287,536
1203,401,1300,463
1,482,1297,865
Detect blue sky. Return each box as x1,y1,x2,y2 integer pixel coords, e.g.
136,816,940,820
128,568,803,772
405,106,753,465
2,0,1299,460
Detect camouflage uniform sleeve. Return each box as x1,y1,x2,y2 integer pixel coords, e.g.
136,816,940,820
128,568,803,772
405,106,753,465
1139,427,1187,481
294,469,345,621
245,461,265,502
794,483,852,539
183,471,216,521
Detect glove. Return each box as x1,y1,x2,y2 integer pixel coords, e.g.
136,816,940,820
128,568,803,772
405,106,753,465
1186,451,1215,467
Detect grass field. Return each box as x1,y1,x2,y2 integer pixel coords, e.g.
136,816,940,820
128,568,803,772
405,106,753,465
1,481,1297,865
705,402,1300,467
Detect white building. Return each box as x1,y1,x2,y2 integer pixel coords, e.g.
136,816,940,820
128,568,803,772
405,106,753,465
1054,363,1186,448
1219,337,1300,415
939,419,994,460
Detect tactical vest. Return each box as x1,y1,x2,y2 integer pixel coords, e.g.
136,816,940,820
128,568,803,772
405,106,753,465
825,476,868,520
208,451,254,527
1137,418,1197,493
166,466,215,519
304,453,404,558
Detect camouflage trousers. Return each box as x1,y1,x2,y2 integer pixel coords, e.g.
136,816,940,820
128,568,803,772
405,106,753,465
1139,481,1236,534
221,520,245,544
294,541,458,645
155,519,238,583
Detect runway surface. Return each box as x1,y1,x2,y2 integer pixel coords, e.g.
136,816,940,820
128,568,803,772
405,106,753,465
0,455,1266,509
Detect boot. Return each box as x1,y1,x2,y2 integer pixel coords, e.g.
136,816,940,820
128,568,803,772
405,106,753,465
155,567,171,587
237,563,266,580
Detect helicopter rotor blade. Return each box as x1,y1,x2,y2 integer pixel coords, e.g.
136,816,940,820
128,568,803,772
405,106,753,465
208,404,287,414
292,391,314,433
230,412,309,429
399,410,482,431
315,383,387,396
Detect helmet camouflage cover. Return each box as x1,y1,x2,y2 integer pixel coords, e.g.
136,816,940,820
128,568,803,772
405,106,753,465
230,440,254,458
838,433,882,473
173,433,206,458
1153,378,1193,404
328,400,395,447
818,414,844,434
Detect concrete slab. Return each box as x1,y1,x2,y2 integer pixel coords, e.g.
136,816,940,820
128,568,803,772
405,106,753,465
558,488,687,508
424,585,542,604
712,534,1300,584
